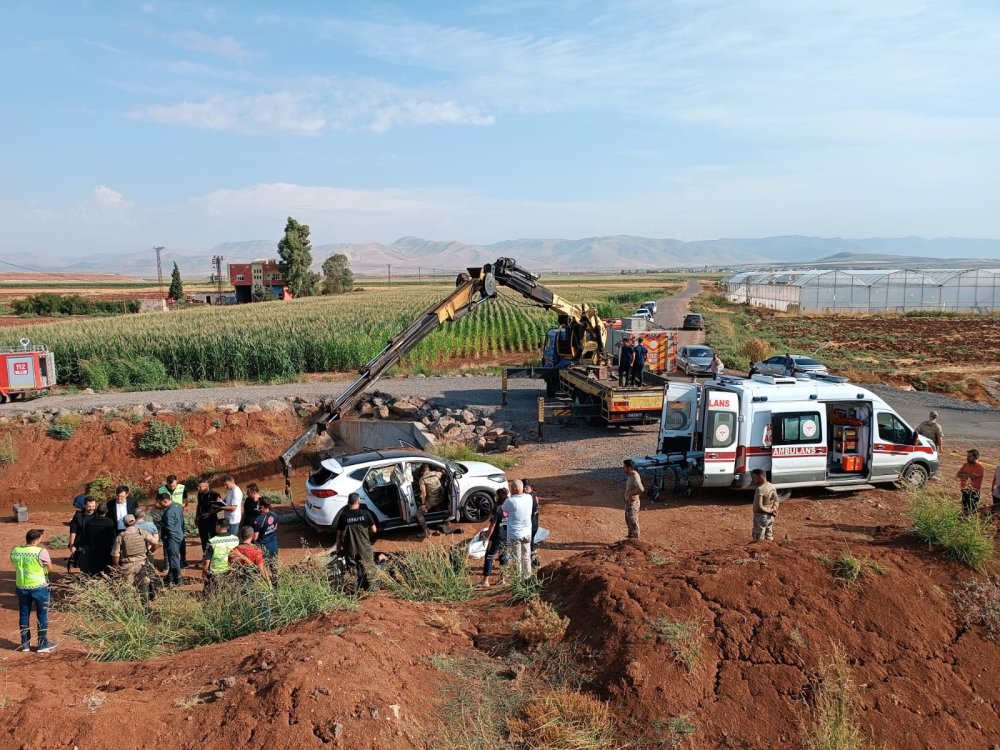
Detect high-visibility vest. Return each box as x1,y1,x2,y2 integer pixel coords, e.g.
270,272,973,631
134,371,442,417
10,546,48,589
207,533,239,573
160,484,186,505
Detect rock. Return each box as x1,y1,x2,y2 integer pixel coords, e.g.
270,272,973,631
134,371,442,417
369,704,379,719
389,400,420,417
389,704,401,720
430,410,441,420
241,403,263,414
217,676,236,691
474,437,488,451
82,388,95,395
474,426,488,436
459,409,476,425
376,405,391,420
219,403,240,414
477,417,493,429
263,400,290,413
433,416,456,432
486,427,505,439
373,397,386,407
491,435,513,452
359,402,375,418
155,409,175,417
421,416,433,426
416,373,426,378
195,401,217,412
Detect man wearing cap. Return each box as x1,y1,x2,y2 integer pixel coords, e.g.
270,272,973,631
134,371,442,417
915,411,944,452
111,514,158,598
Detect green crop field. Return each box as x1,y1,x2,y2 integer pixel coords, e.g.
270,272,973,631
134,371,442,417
3,282,678,388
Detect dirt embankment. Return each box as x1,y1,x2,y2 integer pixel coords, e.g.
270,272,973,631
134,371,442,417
547,539,1000,749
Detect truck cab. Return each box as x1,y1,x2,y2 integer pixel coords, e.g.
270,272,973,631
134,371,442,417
638,374,938,494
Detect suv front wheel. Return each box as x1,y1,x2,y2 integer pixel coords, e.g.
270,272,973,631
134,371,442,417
461,490,496,522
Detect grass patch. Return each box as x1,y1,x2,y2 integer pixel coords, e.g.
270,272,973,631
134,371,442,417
47,533,69,550
508,569,546,604
432,441,517,470
86,474,148,503
138,418,185,455
61,561,354,661
47,422,77,440
508,688,617,750
952,579,1000,640
0,434,16,467
906,489,994,571
803,643,877,750
512,598,569,649
646,617,702,672
379,545,473,603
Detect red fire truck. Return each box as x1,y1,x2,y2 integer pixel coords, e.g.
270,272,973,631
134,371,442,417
0,339,56,402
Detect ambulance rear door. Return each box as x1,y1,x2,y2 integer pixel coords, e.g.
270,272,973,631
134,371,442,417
702,388,739,487
767,404,827,486
658,382,699,454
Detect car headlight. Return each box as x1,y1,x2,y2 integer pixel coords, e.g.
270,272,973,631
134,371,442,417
487,474,507,483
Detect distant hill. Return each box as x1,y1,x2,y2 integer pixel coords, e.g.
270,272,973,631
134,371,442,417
24,235,1000,276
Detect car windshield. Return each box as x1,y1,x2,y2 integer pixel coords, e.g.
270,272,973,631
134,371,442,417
793,357,820,366
688,348,712,357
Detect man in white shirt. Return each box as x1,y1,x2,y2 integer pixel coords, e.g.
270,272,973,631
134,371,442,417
501,479,535,579
222,475,243,533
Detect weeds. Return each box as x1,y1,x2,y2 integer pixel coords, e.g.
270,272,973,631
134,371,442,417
47,422,76,440
512,598,569,649
832,555,862,584
138,418,185,455
952,579,1000,640
508,569,546,604
803,643,877,750
646,617,702,672
432,441,517,470
379,545,473,603
508,689,617,750
907,489,994,571
47,533,69,550
663,715,697,748
0,434,16,467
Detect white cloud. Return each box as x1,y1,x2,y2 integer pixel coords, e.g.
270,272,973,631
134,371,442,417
370,100,494,133
172,30,251,62
130,92,327,135
92,185,132,207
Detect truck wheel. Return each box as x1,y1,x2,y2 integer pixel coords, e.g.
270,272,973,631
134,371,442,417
898,462,929,490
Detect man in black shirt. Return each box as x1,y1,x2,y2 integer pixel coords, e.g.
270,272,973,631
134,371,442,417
195,480,223,555
68,496,97,571
335,493,377,591
77,505,116,576
630,337,648,386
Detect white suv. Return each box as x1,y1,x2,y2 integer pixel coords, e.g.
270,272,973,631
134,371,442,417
304,449,509,532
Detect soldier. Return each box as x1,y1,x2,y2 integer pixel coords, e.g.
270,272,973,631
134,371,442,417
915,410,944,452
111,514,158,599
623,459,644,539
751,468,779,541
416,465,446,540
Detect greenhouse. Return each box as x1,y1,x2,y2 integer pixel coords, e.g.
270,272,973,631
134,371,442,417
722,268,1000,313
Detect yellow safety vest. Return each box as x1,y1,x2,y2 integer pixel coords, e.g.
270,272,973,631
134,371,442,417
160,484,187,505
208,533,239,573
10,545,48,589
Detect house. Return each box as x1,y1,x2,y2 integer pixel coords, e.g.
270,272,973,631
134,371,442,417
229,260,292,303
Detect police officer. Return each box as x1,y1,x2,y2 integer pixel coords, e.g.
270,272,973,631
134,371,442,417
335,492,378,590
10,529,56,653
111,514,158,599
202,518,240,589
751,468,779,541
416,466,446,540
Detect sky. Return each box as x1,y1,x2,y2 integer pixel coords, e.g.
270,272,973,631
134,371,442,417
1,0,999,262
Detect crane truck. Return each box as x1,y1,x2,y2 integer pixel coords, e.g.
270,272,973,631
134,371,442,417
279,257,676,497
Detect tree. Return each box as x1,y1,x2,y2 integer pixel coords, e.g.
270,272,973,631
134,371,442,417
277,216,320,298
321,253,354,295
168,262,184,301
252,284,271,303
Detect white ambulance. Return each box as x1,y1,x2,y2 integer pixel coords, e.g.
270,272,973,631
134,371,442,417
632,373,938,497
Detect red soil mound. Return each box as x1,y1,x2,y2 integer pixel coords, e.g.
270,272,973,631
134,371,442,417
545,537,1000,749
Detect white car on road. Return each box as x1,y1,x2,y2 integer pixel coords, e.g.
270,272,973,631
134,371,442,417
304,449,509,532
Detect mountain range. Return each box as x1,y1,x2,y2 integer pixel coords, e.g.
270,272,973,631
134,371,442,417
34,235,1000,277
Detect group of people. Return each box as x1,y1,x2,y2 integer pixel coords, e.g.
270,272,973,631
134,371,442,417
617,336,649,387
916,410,999,516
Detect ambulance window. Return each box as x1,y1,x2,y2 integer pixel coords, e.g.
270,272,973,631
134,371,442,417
877,413,911,444
772,412,822,445
706,411,736,448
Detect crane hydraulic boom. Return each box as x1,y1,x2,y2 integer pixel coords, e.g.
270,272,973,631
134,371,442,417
278,257,611,498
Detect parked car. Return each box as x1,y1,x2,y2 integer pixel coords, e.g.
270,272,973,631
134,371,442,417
632,309,653,321
682,313,704,330
640,301,657,314
676,345,715,375
753,354,829,377
304,449,509,532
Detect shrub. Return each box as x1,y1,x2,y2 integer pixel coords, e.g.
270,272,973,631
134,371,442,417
47,533,69,550
513,598,569,649
432,441,517,469
647,617,702,672
87,474,147,504
832,555,862,584
803,644,877,750
11,293,140,317
47,423,76,440
907,490,994,571
508,688,616,750
741,337,773,366
138,419,185,455
952,579,1000,640
79,358,110,391
508,568,546,604
0,434,16,466
379,545,473,603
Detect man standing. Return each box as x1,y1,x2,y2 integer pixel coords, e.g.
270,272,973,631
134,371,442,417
957,449,984,514
243,483,264,530
751,468,779,541
111,514,158,598
157,492,185,586
477,488,508,588
630,337,648,386
108,486,137,533
617,337,634,387
68,496,97,571
221,475,243,534
502,479,534,579
915,411,944,452
623,459,644,540
335,493,378,590
158,475,188,567
523,479,541,566
11,529,56,653
78,505,117,576
991,460,1000,513
252,498,280,573
710,353,725,377
133,508,160,600
203,518,240,589
195,480,223,554
416,466,445,540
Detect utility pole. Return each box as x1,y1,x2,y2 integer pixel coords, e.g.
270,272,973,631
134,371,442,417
154,246,164,294
212,255,225,294
417,266,421,283
387,264,391,287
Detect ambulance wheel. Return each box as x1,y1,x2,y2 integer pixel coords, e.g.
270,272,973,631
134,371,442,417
777,490,792,503
898,462,929,490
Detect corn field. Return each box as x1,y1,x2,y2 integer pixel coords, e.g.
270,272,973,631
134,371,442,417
4,283,668,385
